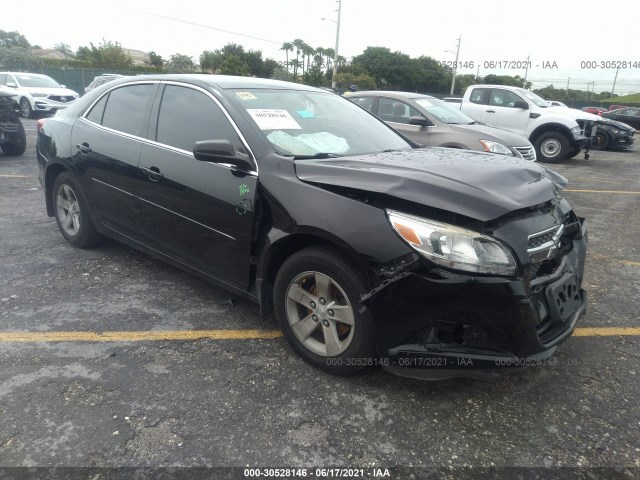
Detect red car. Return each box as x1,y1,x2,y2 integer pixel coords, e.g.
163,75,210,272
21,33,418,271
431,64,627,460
581,106,608,115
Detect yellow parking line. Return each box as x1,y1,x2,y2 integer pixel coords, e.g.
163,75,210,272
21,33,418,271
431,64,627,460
573,327,640,337
565,189,640,194
0,329,283,343
0,328,637,343
621,260,640,268
0,174,33,178
574,177,623,185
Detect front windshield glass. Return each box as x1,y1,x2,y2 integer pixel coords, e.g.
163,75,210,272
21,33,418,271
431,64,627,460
15,75,62,88
517,88,549,108
415,98,476,124
229,88,411,157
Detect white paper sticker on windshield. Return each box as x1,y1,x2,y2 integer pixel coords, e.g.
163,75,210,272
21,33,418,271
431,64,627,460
247,109,301,130
236,92,257,100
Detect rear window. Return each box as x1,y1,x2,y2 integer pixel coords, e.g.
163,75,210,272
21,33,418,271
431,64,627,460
101,84,155,137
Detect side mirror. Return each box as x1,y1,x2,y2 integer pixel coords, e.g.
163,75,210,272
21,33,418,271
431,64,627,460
513,101,529,110
193,140,254,171
409,116,433,126
61,84,66,88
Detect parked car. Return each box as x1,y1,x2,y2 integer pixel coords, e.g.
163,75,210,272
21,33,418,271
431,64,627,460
591,118,635,150
0,91,26,156
460,85,598,162
346,91,536,160
600,107,640,130
581,106,607,115
37,75,587,379
607,104,627,111
84,74,125,94
0,72,79,118
547,100,568,108
442,97,463,104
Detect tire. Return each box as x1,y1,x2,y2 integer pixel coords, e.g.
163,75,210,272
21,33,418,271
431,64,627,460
52,172,101,248
0,119,27,156
534,132,570,163
592,131,610,151
274,246,374,375
20,98,33,119
565,148,581,160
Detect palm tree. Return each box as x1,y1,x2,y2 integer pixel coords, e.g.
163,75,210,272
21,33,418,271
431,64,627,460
280,42,293,71
303,44,315,75
292,39,305,79
324,48,335,75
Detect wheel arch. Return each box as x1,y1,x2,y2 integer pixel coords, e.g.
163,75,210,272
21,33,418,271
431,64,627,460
529,123,574,145
255,230,373,317
44,164,72,217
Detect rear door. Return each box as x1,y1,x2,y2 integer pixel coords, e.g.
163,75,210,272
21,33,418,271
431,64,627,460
138,83,258,290
377,97,431,145
71,82,157,239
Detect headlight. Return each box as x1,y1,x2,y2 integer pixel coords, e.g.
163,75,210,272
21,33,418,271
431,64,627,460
31,93,48,98
386,210,517,276
479,140,515,156
571,125,581,136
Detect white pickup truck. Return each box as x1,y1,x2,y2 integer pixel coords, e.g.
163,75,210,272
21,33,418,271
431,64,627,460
459,85,597,163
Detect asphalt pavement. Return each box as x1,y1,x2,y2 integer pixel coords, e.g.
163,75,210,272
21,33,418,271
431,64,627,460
0,119,638,480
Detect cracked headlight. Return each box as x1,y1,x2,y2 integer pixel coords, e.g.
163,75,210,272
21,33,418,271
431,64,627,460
387,210,517,276
479,140,515,156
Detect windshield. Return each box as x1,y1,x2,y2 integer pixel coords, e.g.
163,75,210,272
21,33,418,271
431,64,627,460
229,88,411,157
15,75,62,88
516,88,549,108
415,98,477,124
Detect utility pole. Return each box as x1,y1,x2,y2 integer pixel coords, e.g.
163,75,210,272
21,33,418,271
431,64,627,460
590,82,595,101
449,36,461,95
523,54,530,87
610,66,619,98
584,83,590,100
566,77,570,96
331,0,342,89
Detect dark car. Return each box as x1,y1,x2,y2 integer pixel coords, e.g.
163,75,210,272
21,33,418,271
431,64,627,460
600,107,640,130
83,73,126,95
36,75,588,380
592,118,635,150
0,91,26,156
346,91,536,160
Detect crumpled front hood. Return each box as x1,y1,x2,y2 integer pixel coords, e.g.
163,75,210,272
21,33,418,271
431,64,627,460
596,118,634,131
295,148,567,222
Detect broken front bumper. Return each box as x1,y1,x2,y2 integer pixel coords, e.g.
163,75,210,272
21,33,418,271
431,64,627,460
370,218,588,380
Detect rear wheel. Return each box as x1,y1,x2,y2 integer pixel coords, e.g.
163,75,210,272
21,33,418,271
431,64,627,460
534,132,570,163
274,247,374,375
0,120,26,156
20,98,33,119
52,172,101,248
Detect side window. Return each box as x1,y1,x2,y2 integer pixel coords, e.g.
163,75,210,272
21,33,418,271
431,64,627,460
489,89,523,108
156,85,241,153
350,96,375,113
102,84,155,137
469,88,489,105
0,74,7,86
85,94,109,124
378,98,420,124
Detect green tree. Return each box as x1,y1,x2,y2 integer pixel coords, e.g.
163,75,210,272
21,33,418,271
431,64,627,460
280,41,293,71
200,50,222,72
220,55,249,76
77,39,133,69
167,53,195,72
53,43,74,57
0,30,30,49
148,51,165,71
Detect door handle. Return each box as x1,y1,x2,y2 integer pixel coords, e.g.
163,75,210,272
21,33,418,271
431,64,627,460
142,166,164,182
76,142,92,154
486,109,496,113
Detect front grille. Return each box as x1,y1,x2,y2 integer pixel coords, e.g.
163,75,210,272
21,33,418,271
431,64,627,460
527,225,562,251
47,95,75,103
514,145,536,161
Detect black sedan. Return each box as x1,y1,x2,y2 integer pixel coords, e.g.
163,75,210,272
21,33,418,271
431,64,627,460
36,75,587,380
600,107,640,130
593,118,635,150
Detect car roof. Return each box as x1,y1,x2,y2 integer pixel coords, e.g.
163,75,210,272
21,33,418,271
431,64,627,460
113,74,322,92
348,90,436,100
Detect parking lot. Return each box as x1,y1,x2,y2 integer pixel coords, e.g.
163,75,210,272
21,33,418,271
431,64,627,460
0,119,639,478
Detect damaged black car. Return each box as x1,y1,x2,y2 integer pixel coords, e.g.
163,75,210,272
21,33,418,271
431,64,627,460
0,91,26,156
36,75,587,379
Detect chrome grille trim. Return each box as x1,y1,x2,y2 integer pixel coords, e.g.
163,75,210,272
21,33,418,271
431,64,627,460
514,145,536,161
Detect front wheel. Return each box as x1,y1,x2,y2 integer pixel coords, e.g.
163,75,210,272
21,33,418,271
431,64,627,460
534,132,570,163
20,98,33,119
592,131,610,150
0,120,26,156
274,247,374,375
52,172,101,248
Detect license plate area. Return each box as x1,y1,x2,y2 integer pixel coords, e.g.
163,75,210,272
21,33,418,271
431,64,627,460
545,272,582,323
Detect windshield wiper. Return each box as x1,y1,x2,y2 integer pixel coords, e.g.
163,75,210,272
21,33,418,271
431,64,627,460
293,152,341,160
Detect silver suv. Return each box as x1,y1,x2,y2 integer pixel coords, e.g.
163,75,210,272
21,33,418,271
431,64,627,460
0,72,79,118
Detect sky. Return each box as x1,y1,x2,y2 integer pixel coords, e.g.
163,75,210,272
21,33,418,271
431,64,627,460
2,0,639,96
